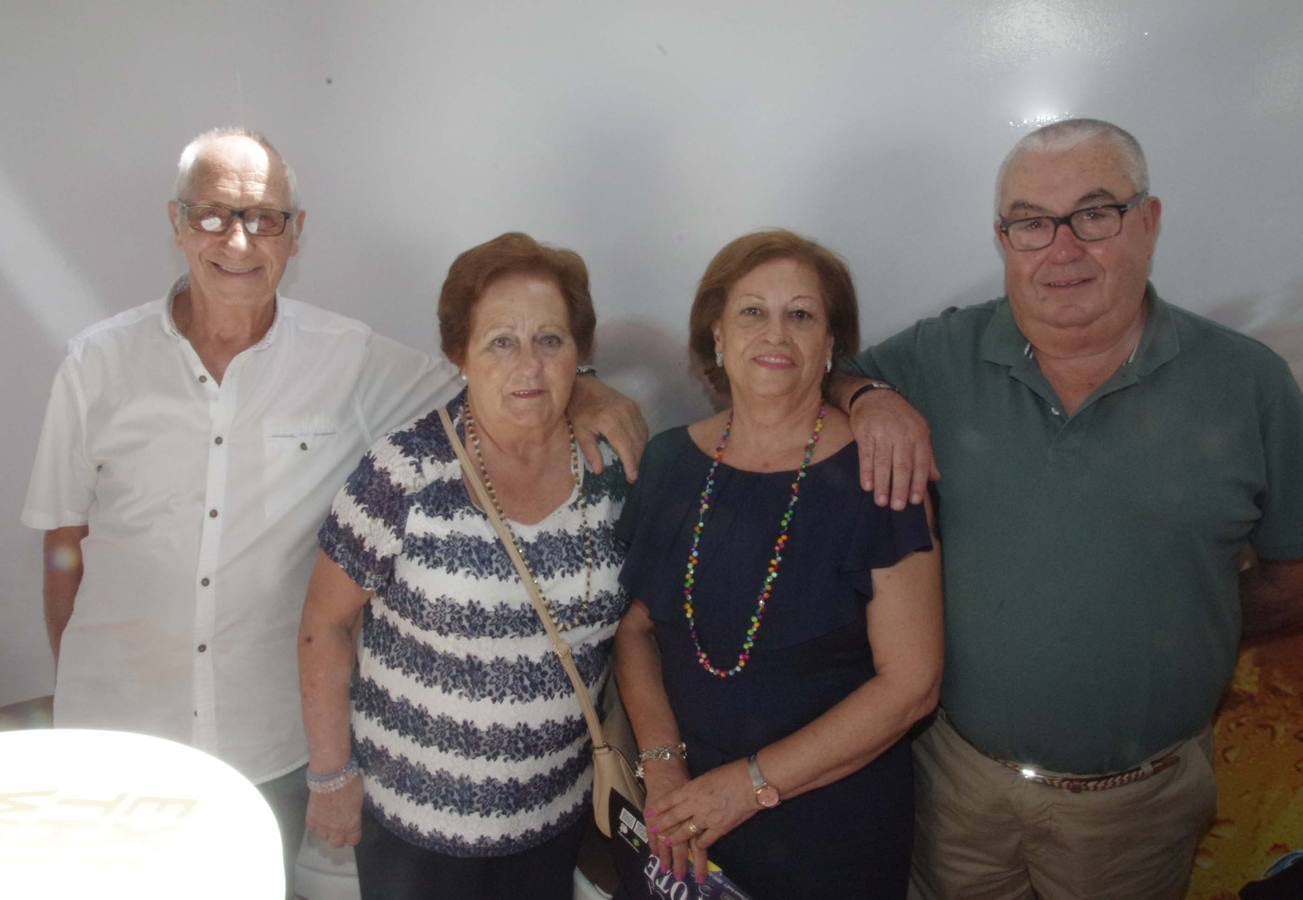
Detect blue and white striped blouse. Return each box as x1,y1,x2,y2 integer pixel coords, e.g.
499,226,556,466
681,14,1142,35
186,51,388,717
318,390,628,856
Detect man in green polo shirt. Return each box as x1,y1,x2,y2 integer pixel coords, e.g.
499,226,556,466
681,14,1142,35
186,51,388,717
837,118,1303,898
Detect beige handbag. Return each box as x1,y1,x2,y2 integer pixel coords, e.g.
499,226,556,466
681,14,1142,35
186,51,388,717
438,407,645,837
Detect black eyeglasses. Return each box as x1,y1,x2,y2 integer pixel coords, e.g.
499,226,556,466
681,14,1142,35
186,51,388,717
999,192,1148,251
178,202,295,237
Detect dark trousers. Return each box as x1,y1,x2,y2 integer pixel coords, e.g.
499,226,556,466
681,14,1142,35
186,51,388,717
355,808,586,900
256,764,308,900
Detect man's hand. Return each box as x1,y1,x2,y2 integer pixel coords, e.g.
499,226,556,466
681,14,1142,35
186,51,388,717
831,376,939,508
567,375,649,481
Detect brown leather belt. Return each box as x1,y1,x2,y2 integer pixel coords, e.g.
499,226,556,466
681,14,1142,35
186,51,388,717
985,751,1181,793
941,711,1186,793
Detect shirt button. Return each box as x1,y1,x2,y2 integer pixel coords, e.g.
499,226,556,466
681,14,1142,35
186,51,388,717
197,644,207,653
214,436,223,445
200,577,211,587
209,508,219,518
300,442,308,451
1050,407,1062,417
198,374,208,383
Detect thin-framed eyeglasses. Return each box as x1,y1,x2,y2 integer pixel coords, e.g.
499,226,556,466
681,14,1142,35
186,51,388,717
999,192,1149,251
177,202,295,237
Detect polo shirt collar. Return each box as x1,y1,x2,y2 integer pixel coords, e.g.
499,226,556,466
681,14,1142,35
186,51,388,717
979,282,1180,381
1127,285,1180,377
160,274,286,350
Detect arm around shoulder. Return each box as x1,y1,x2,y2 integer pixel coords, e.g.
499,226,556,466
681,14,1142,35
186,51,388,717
567,373,648,481
830,368,938,507
355,332,462,442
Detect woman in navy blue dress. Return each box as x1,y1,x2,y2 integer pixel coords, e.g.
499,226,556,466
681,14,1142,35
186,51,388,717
614,230,943,899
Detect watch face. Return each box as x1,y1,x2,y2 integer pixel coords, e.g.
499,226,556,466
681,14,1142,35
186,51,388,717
756,785,780,808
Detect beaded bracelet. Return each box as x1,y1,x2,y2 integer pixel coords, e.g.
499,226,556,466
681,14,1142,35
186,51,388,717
305,757,360,794
635,742,687,779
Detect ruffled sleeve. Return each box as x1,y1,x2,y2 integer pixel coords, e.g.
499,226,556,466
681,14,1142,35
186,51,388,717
840,491,933,598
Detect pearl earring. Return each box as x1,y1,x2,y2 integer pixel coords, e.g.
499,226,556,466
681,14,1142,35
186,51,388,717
715,350,724,367
825,358,832,374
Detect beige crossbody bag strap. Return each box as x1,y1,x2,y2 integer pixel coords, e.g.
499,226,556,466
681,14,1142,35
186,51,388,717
436,406,609,747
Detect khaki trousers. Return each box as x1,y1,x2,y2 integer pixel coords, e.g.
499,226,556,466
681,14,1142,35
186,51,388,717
908,714,1216,900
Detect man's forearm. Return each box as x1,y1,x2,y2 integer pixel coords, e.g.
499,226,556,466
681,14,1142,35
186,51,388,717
1240,557,1303,640
43,526,88,663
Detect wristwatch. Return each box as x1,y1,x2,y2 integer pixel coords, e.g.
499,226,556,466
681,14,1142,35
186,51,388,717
847,380,898,411
747,753,780,809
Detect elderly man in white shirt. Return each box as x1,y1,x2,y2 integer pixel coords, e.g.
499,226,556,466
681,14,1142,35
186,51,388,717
21,127,647,896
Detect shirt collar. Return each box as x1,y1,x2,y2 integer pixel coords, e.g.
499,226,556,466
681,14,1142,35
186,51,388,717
979,282,1180,377
160,274,286,350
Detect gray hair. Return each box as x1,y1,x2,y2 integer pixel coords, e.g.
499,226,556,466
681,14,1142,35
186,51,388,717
995,118,1148,215
173,127,299,210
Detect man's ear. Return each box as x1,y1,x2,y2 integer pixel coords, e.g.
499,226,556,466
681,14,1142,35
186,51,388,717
289,209,307,256
1141,195,1162,253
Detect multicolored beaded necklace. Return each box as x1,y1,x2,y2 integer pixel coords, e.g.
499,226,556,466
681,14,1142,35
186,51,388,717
682,404,827,678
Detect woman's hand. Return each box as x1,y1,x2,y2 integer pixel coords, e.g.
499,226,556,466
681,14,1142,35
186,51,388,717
305,776,364,848
641,758,692,880
646,759,759,883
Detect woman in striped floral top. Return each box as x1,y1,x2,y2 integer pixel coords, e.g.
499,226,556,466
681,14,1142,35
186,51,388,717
298,233,629,900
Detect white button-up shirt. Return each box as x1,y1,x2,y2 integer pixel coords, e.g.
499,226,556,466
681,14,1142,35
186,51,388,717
22,278,459,783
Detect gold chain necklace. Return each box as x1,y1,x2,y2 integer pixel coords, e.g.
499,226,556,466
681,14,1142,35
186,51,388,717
462,406,595,622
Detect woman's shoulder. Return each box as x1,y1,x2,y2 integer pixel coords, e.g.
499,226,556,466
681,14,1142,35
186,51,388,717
641,423,704,480
357,396,461,496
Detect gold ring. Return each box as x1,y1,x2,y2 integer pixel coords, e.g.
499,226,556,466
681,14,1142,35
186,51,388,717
686,819,699,836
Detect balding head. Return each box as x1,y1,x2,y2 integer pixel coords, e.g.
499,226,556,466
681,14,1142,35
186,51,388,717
174,128,299,212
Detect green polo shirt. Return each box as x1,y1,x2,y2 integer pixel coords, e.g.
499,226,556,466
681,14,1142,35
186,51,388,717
849,286,1303,773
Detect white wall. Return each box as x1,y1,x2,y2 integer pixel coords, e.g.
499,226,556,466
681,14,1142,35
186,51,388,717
3,1,1301,706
